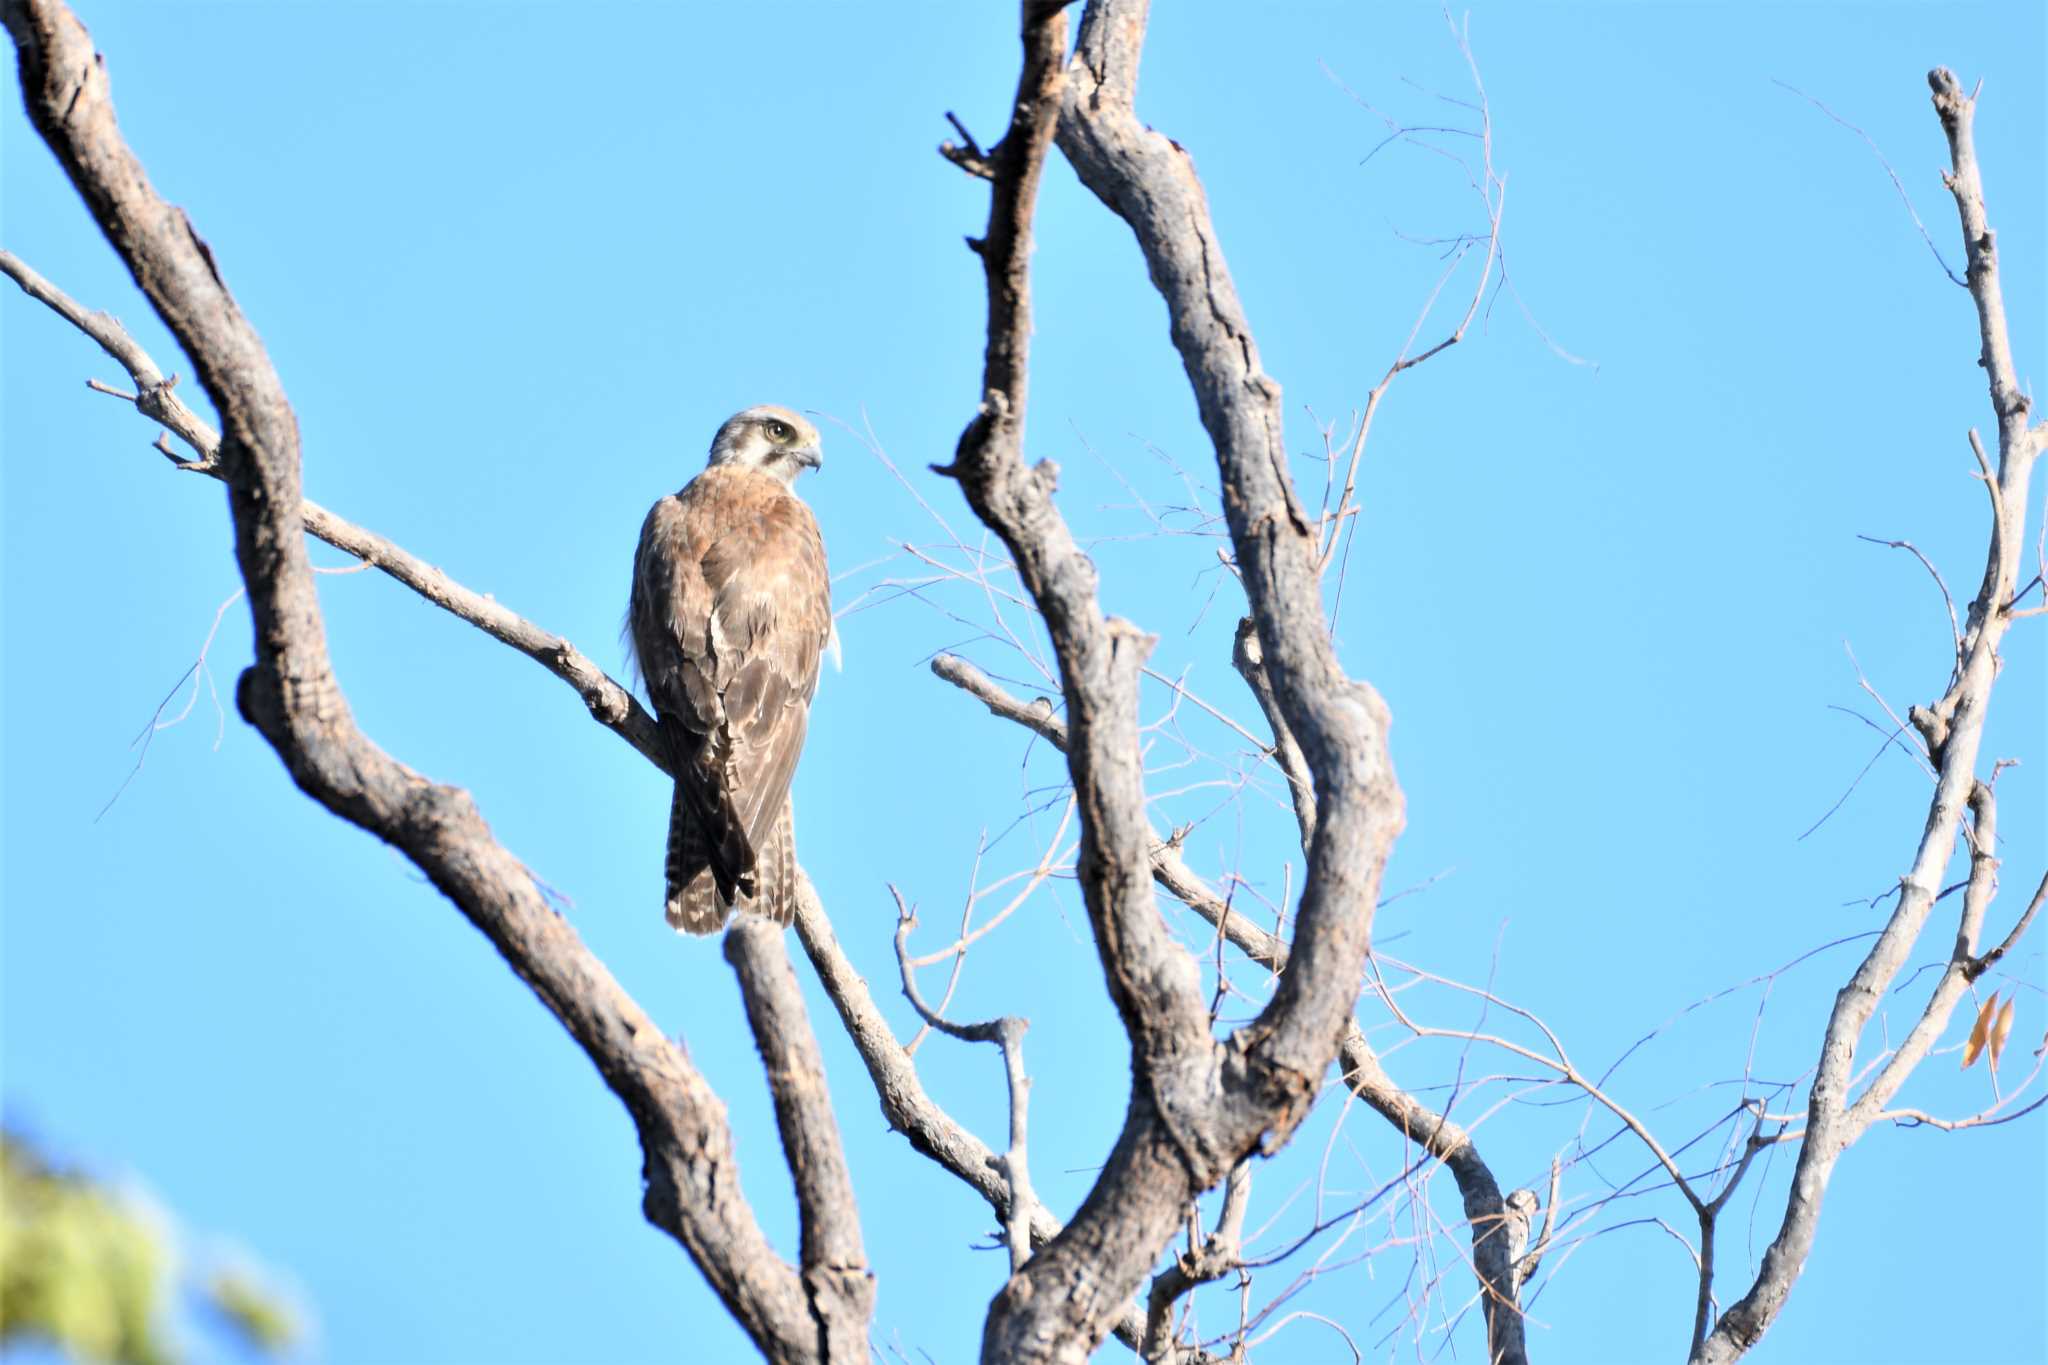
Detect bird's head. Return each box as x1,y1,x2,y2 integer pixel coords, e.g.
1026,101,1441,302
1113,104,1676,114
707,405,823,484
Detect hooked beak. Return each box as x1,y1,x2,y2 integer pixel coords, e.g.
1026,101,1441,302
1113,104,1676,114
794,441,823,472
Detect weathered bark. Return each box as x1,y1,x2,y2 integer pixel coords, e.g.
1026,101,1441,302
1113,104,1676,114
727,920,875,1360
943,3,1407,1360
1690,68,2045,1365
935,651,1530,1364
4,6,866,1359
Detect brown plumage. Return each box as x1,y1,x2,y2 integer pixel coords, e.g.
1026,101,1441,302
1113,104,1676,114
629,405,831,933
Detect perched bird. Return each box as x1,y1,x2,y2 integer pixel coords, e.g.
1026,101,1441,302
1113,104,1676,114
629,405,831,933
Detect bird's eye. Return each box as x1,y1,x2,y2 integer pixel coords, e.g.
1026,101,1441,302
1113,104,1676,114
765,420,794,443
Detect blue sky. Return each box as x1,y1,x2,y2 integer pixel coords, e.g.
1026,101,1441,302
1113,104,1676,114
4,4,2043,1364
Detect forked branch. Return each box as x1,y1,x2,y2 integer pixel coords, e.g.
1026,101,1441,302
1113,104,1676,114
1690,68,2044,1365
4,5,863,1358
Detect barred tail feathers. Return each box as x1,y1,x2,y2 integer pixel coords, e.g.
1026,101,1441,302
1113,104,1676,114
743,797,797,928
665,782,729,934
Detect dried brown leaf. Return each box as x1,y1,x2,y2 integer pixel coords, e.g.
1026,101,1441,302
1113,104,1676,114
1987,995,2016,1069
1962,991,1998,1069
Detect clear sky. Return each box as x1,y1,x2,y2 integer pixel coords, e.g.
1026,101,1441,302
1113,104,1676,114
4,4,2043,1364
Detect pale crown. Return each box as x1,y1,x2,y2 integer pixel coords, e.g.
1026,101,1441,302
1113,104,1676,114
707,404,823,483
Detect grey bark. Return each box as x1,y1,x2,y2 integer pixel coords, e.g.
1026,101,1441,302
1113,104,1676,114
4,6,868,1360
941,3,1408,1360
934,652,1531,1365
1689,67,2045,1365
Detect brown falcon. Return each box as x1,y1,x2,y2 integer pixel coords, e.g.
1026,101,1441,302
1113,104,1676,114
629,405,831,933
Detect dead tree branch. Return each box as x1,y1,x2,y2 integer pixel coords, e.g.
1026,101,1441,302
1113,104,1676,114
1,236,1209,1365
1142,1159,1252,1363
725,920,875,1357
940,1,1411,1353
1690,68,2044,1365
940,7,1242,1359
892,891,1037,1273
0,247,658,763
932,651,1530,1365
3,5,861,1359
793,881,1219,1362
1052,0,1406,1165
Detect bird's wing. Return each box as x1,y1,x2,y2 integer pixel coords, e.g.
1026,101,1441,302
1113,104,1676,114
697,480,832,858
630,485,754,896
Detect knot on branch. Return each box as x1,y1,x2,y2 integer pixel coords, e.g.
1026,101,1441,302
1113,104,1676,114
234,662,270,732
583,679,629,726
1926,67,1967,111
1909,703,1950,761
1104,616,1158,669
1219,1039,1319,1161
1345,677,1394,737
134,370,181,421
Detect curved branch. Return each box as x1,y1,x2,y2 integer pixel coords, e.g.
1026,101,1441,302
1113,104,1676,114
726,921,875,1357
937,6,1252,1359
3,5,839,1358
4,235,1218,1364
1691,68,2043,1365
939,5,1407,1351
0,248,661,767
792,881,1221,1363
1055,0,1404,1131
932,651,1527,1363
892,894,1037,1274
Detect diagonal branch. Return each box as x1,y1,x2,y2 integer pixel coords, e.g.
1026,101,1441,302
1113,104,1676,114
1055,0,1403,1132
937,6,1255,1359
893,891,1037,1274
1690,68,2043,1365
938,1,1409,1353
3,232,1212,1364
3,5,850,1358
793,882,1223,1363
725,921,875,1358
931,652,1531,1364
0,247,660,766
1141,1159,1251,1362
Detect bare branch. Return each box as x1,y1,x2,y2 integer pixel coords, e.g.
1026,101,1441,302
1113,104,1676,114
1319,14,1504,588
792,882,1217,1362
1691,1105,1772,1358
726,920,876,1356
940,7,1265,1356
1691,68,2043,1365
932,649,1526,1364
892,890,1038,1274
1976,870,2048,978
1142,1160,1251,1362
1770,78,1965,286
1855,535,1964,677
1055,0,1405,1127
3,5,843,1357
940,109,998,181
0,247,219,468
1230,618,1316,849
1840,780,2004,1130
0,248,660,767
940,9,1411,1353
